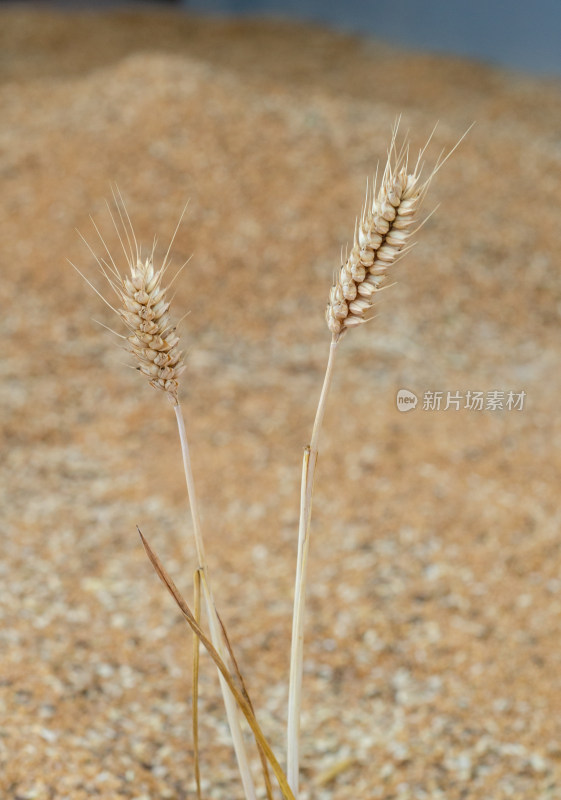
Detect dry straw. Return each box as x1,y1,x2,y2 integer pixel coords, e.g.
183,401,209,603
78,123,467,800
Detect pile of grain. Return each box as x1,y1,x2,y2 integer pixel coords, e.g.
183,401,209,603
2,8,561,799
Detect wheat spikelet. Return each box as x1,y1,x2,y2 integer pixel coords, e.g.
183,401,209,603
326,130,434,338
118,250,185,403
76,193,186,405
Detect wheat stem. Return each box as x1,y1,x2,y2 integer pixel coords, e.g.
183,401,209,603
80,200,259,798
193,568,202,800
174,403,257,800
174,404,207,570
287,337,339,796
140,531,296,800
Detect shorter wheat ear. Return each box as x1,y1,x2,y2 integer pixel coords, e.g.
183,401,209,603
77,195,259,800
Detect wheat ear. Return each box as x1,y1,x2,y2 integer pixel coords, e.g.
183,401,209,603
75,194,258,800
287,125,454,796
326,131,431,336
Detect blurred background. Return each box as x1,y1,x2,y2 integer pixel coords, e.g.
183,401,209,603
187,0,561,77
2,2,561,799
5,0,561,75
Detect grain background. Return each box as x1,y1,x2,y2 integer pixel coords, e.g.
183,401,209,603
1,8,561,799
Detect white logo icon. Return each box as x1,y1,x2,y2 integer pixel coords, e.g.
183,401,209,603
396,389,418,412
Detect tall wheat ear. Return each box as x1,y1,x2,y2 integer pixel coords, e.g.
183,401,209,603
286,122,471,796
73,191,293,800
327,125,443,336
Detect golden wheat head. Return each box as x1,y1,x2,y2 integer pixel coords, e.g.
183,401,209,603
75,191,187,405
326,127,446,338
